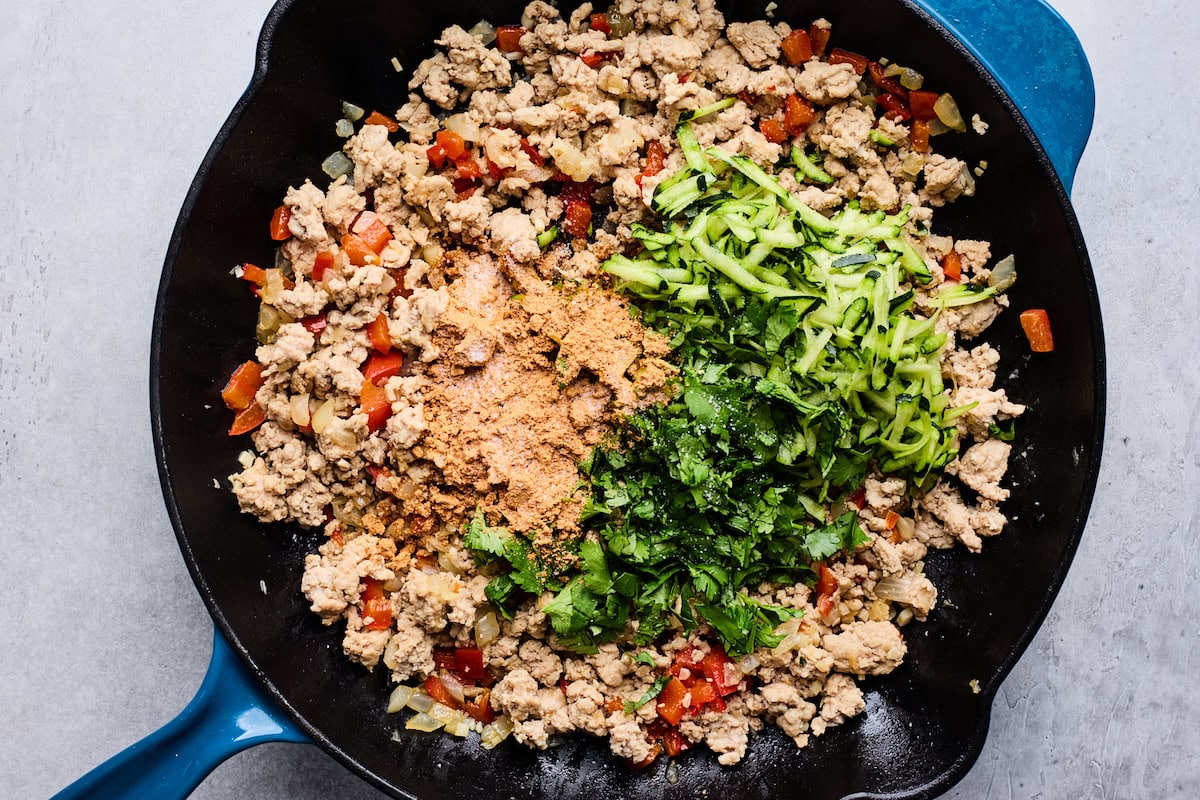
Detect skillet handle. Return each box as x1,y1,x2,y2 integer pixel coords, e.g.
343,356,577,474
909,0,1095,192
50,629,307,800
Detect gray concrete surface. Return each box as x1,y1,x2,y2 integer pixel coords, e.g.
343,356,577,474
1,1,1196,798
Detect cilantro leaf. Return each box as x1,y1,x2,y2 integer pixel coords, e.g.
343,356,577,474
624,674,671,714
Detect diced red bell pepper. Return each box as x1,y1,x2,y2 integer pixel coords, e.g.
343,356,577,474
433,647,458,672
341,233,379,266
228,403,266,436
784,95,816,134
367,312,391,354
809,23,831,58
426,143,448,169
781,29,813,65
563,199,592,238
239,262,268,288
909,90,940,121
590,12,611,34
867,62,908,99
670,646,700,679
519,137,544,166
435,129,468,161
300,314,327,334
828,48,869,75
699,647,740,696
351,210,393,254
456,158,482,181
663,728,688,757
269,204,292,241
453,647,489,684
876,92,911,122
221,360,264,410
849,485,867,509
688,679,717,710
643,140,666,177
487,159,510,181
363,351,404,386
495,26,527,53
656,677,688,725
424,675,461,709
462,689,496,723
1020,309,1055,353
311,250,335,282
884,510,900,530
359,378,391,432
910,118,931,153
559,179,596,204
360,577,393,630
580,52,612,69
363,111,399,133
759,118,789,144
941,250,962,282
817,563,838,617
452,177,478,200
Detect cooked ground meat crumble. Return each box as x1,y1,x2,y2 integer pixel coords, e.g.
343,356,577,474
226,0,1022,768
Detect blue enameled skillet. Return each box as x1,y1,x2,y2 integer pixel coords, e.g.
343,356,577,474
55,0,1103,797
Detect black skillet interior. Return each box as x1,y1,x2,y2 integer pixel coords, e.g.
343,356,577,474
152,0,1103,797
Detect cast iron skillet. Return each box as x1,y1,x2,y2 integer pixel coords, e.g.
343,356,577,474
54,1,1103,798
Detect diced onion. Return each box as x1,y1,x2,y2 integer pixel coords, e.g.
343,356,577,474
437,550,462,574
255,304,288,344
421,243,445,269
321,151,354,180
480,716,515,749
475,611,501,648
405,712,445,732
387,685,415,713
988,254,1017,292
468,20,497,46
428,702,461,727
290,394,311,427
933,93,967,132
900,152,925,180
330,494,365,526
874,574,922,603
259,268,287,305
406,690,434,714
335,118,355,138
439,672,466,704
898,67,924,90
443,113,481,143
928,118,953,137
737,654,759,673
341,101,365,122
310,399,336,434
896,515,916,541
237,450,255,469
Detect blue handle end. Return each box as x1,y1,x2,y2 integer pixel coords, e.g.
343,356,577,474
911,0,1095,192
52,630,307,800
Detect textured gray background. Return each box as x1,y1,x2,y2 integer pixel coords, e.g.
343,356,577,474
2,1,1197,798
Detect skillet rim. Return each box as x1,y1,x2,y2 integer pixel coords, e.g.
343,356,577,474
148,1,1106,797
